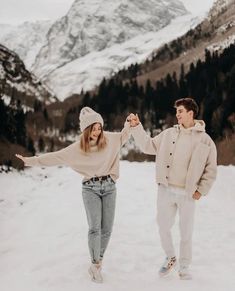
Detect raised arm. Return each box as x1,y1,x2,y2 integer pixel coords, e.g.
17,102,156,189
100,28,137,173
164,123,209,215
16,141,79,167
128,113,161,155
105,118,131,147
120,119,131,146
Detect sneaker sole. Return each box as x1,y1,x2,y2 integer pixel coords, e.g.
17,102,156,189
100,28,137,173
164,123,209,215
179,274,192,280
159,262,177,277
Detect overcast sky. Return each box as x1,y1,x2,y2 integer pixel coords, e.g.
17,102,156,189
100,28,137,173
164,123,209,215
0,0,215,25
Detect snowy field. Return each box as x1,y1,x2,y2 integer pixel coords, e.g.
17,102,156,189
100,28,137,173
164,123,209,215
0,161,235,291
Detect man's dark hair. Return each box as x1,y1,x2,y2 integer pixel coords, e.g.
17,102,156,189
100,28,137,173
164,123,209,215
174,97,199,118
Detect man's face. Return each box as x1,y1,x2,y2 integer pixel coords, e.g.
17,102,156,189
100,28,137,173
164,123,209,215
176,105,193,125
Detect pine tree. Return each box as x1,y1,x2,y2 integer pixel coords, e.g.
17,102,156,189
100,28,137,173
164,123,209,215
43,108,49,120
49,138,54,152
15,100,26,146
27,137,35,156
0,99,7,137
38,137,45,152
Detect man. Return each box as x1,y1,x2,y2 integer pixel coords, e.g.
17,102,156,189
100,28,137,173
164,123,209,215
128,98,217,280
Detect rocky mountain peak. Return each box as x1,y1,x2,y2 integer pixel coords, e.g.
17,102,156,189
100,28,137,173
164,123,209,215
32,0,187,77
0,44,56,107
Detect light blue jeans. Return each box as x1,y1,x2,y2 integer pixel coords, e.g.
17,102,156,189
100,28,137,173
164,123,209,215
82,177,116,263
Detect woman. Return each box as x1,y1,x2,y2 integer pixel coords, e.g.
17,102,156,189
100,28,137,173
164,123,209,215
16,107,130,283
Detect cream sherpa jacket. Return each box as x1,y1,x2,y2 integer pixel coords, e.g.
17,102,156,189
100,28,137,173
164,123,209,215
24,123,130,181
131,120,217,197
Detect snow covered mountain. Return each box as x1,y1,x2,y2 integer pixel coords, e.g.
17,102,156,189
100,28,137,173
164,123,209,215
33,0,187,76
30,0,191,100
0,44,56,108
124,0,235,94
0,0,220,101
0,21,51,69
44,14,201,100
205,0,235,51
209,0,234,18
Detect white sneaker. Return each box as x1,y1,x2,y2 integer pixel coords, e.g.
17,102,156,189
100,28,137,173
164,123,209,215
159,257,177,277
178,266,192,280
88,263,103,283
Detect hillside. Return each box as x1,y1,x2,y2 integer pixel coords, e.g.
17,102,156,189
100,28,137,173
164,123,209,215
135,0,235,86
0,44,58,169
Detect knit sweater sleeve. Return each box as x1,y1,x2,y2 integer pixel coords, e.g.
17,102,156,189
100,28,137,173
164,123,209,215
24,141,79,167
106,121,131,147
130,123,161,155
197,140,217,196
120,120,131,146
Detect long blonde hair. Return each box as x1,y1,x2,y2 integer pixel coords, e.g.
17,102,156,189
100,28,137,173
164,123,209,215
80,123,107,153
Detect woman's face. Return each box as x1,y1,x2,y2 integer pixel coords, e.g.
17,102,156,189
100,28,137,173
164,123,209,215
90,123,102,141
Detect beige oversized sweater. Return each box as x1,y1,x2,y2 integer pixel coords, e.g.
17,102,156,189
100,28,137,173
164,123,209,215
131,120,217,197
24,123,130,181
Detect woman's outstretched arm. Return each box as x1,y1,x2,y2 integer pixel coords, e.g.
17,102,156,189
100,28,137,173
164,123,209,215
15,141,79,167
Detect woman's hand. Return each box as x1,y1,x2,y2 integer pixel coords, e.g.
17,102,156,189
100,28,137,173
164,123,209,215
127,113,140,127
15,154,27,164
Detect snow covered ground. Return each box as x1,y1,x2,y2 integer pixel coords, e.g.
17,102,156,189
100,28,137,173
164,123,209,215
0,161,235,291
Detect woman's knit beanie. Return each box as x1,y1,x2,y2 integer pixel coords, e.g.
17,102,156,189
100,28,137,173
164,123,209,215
79,107,104,132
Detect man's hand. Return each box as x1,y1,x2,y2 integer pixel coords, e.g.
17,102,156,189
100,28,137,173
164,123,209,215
192,191,202,200
127,113,140,127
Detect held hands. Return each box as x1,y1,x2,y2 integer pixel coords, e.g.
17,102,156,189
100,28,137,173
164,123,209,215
192,190,202,200
127,113,140,127
15,154,26,165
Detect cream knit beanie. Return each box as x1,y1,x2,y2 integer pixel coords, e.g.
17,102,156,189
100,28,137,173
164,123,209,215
79,107,104,132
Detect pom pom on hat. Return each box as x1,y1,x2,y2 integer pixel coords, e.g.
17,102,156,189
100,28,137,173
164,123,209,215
79,107,104,132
